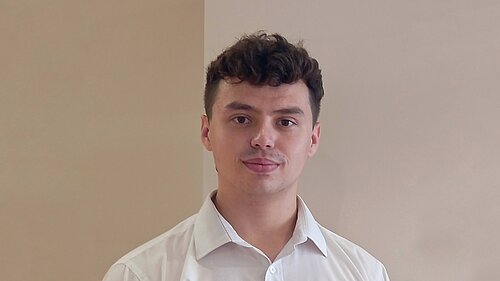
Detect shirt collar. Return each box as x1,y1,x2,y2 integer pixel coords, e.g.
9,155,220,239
293,195,328,257
193,191,328,260
193,191,232,260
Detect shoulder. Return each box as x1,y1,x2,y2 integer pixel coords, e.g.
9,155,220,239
318,224,389,281
118,214,197,263
103,214,198,281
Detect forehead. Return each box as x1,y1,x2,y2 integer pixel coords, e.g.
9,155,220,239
213,80,311,114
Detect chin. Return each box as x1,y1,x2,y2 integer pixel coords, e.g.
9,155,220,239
242,182,289,195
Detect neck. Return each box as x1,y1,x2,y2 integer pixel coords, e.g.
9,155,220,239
213,188,298,261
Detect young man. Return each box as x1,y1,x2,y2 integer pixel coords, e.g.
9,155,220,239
103,32,390,281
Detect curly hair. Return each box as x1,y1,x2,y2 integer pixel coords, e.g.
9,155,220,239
204,32,324,124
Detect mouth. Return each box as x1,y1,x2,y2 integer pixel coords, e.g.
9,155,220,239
242,158,280,173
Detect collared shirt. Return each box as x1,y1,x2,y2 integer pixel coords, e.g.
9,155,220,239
102,192,390,281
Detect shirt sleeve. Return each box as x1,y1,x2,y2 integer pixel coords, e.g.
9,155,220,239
102,263,142,281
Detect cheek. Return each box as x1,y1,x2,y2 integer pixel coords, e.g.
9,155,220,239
212,140,241,165
282,138,312,161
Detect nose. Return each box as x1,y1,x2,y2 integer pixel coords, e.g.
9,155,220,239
250,121,275,149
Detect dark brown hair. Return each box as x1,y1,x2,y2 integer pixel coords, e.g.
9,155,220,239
204,32,324,124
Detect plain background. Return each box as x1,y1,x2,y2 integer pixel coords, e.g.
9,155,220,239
2,1,499,281
1,1,203,281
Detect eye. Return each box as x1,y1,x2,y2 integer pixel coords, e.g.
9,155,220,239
232,116,251,124
278,119,296,127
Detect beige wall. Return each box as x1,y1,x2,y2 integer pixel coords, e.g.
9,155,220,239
1,1,203,281
204,1,500,280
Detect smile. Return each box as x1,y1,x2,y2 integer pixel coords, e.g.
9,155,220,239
242,158,280,173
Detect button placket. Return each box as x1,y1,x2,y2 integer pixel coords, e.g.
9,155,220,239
264,260,283,281
269,266,276,274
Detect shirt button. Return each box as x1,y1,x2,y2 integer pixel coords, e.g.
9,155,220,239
269,266,276,274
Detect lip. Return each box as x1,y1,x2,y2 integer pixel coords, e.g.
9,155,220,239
242,158,280,173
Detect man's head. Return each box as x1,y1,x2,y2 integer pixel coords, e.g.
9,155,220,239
201,32,323,197
204,32,324,125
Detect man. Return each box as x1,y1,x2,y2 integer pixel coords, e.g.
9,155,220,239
102,32,390,281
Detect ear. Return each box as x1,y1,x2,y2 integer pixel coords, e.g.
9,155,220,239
308,122,321,157
201,115,212,151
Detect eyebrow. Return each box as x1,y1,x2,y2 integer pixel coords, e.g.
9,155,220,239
273,107,304,116
225,102,255,112
224,102,304,116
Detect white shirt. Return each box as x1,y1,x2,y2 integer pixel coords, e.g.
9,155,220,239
102,193,390,281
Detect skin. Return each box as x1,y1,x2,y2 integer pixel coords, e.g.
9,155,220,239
201,79,321,261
